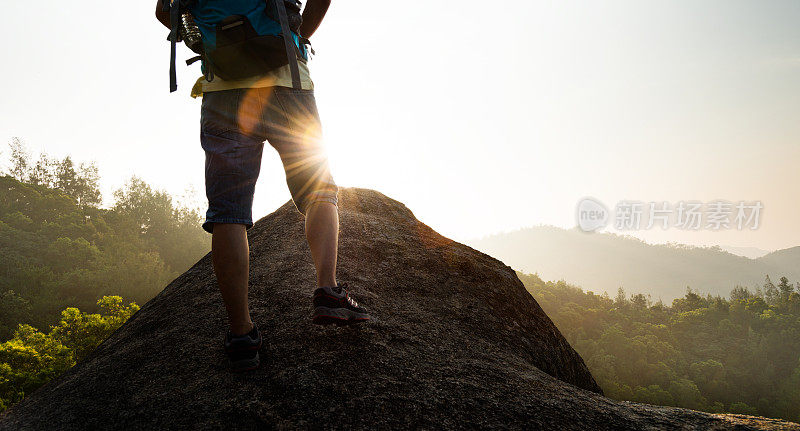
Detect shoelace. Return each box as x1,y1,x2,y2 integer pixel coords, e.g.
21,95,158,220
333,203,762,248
334,282,358,308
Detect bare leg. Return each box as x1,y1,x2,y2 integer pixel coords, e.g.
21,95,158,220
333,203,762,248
305,202,339,288
211,223,253,336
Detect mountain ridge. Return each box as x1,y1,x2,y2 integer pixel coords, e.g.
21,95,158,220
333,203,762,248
468,226,800,301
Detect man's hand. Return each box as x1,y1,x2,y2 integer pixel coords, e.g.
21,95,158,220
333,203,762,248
299,0,331,39
155,0,171,30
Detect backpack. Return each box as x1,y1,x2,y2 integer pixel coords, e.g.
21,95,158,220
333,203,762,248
163,0,310,93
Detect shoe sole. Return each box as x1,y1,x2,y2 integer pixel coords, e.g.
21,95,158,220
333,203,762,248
227,339,262,373
230,351,260,372
312,306,371,326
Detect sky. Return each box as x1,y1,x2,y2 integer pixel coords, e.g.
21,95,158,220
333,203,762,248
1,0,799,251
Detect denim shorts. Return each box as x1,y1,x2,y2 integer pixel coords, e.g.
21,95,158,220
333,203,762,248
200,87,338,233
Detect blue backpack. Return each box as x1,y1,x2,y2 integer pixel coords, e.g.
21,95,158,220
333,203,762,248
163,0,310,92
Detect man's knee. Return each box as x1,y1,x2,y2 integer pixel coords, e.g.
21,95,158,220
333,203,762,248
295,188,339,216
305,200,338,214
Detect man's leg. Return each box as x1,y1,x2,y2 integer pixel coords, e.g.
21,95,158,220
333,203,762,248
306,199,371,325
200,89,266,371
263,88,340,289
305,201,339,288
211,223,253,336
264,87,368,324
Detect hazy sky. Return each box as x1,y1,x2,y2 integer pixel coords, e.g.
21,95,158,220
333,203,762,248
2,0,798,250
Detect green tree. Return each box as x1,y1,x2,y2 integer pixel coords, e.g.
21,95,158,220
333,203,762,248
74,162,102,208
730,285,751,301
0,291,32,340
7,138,30,181
763,275,778,306
28,153,58,188
0,296,138,411
777,277,794,305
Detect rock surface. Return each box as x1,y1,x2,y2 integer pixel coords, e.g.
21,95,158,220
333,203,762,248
1,188,798,430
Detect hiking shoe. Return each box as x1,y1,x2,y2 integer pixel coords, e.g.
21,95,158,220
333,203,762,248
312,283,371,325
224,323,262,372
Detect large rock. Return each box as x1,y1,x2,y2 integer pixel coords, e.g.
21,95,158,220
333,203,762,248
1,189,797,430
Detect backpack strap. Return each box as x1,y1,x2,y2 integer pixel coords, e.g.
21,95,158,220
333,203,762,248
273,0,302,90
165,0,181,93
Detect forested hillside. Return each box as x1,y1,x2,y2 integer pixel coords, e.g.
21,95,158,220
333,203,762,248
521,272,800,422
0,139,209,340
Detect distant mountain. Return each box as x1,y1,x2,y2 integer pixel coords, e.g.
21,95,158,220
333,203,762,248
719,245,771,259
467,226,800,302
760,246,800,269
